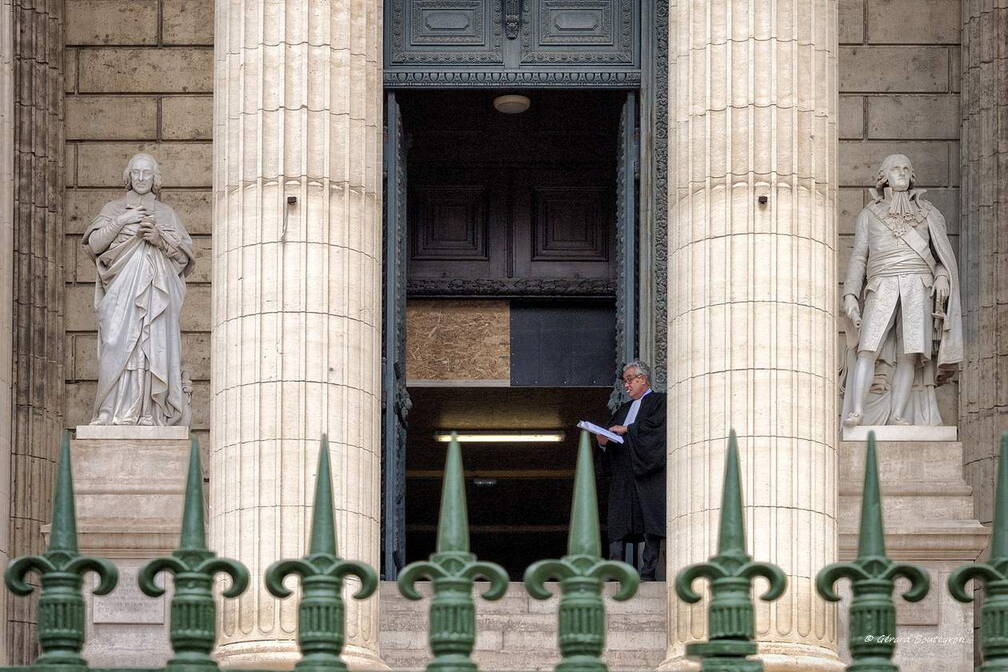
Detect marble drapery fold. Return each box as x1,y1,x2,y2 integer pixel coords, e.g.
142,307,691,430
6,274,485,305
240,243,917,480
83,190,194,426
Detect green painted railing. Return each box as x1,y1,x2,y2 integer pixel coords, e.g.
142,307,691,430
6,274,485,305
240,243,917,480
2,429,1002,672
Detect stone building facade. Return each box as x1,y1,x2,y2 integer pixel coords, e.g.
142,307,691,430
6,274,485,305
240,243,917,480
0,0,1004,670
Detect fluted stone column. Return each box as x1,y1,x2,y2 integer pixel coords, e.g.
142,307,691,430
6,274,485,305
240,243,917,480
7,0,64,663
0,0,13,664
664,2,842,670
211,0,385,668
960,0,1008,529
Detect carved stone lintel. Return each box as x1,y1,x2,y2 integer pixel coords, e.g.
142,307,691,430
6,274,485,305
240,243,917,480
407,277,615,297
383,69,641,88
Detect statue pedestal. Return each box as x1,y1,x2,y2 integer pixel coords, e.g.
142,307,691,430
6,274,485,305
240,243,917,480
838,438,987,672
841,425,958,442
62,427,190,666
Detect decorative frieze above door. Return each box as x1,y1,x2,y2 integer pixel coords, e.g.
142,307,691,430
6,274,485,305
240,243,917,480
385,0,641,87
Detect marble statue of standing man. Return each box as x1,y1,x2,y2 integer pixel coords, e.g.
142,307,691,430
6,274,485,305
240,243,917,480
83,153,195,426
840,153,963,427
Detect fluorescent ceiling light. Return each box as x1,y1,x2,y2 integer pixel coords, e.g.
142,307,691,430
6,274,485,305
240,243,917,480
434,431,565,443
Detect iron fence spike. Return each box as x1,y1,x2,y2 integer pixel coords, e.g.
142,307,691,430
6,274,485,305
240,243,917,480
818,430,929,672
523,430,638,672
265,434,378,672
948,432,1008,670
435,433,470,554
676,430,786,672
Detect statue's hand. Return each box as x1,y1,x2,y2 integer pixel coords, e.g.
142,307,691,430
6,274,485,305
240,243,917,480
139,221,164,248
932,275,950,305
843,295,861,329
118,206,147,228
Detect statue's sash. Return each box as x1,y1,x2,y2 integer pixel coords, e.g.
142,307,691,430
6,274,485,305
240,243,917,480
868,207,937,274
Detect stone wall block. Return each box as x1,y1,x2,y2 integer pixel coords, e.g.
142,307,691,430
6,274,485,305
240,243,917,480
839,95,864,139
65,95,157,139
840,46,949,92
75,142,212,187
839,0,865,43
867,94,960,139
866,0,960,44
78,48,213,93
839,140,951,186
161,95,212,139
66,0,158,46
163,0,213,45
161,190,212,234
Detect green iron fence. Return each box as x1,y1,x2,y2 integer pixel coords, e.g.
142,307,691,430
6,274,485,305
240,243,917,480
3,429,1006,672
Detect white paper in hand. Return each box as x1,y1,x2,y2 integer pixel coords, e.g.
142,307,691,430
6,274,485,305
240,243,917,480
577,420,624,445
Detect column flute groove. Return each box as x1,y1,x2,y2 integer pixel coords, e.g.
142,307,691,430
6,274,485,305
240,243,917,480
663,0,841,670
212,0,386,668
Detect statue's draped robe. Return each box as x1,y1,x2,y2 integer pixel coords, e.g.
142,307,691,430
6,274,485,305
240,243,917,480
83,191,194,425
840,188,963,425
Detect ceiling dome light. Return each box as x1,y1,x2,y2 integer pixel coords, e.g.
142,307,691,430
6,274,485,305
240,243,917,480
493,94,531,114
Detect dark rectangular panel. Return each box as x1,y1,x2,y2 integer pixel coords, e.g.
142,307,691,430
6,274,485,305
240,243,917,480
411,185,489,260
531,186,609,261
389,0,505,65
521,0,637,65
510,302,615,386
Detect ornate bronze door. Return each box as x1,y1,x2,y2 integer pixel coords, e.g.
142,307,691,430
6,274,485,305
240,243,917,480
382,92,410,578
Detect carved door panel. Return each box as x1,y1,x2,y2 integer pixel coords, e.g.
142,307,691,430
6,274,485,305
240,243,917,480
511,167,615,281
382,93,411,579
387,0,506,66
385,0,640,75
407,167,509,281
408,166,614,285
520,0,637,66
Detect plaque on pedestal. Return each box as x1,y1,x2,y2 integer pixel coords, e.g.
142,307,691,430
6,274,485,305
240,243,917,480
56,428,192,666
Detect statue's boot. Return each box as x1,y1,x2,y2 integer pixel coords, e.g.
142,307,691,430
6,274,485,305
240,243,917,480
843,411,863,427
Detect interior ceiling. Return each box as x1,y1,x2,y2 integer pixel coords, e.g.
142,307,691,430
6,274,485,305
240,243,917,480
400,89,622,166
408,386,612,431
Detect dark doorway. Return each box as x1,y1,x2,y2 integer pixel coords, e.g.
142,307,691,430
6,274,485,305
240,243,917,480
389,90,630,577
401,89,623,291
405,387,614,578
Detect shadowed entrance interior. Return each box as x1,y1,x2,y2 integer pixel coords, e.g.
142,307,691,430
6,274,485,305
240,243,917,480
398,90,627,576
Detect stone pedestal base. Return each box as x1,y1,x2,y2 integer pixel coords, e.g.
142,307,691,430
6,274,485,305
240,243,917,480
841,425,958,442
66,428,190,667
839,439,988,672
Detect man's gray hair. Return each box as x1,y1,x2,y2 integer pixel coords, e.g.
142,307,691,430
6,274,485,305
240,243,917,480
622,359,651,383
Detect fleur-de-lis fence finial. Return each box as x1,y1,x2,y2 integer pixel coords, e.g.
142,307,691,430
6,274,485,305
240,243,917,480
5,431,119,668
817,431,929,672
524,430,639,672
675,430,787,672
398,433,509,672
264,435,379,672
138,437,250,672
948,432,1008,671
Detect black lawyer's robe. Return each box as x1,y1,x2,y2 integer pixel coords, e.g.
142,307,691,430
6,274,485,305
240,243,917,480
599,391,667,541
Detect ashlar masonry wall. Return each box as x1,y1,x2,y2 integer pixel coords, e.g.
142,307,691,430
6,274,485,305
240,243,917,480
62,0,213,446
838,0,962,421
57,2,968,485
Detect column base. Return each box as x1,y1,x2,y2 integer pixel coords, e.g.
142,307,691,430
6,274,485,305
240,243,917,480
217,641,389,671
659,643,845,672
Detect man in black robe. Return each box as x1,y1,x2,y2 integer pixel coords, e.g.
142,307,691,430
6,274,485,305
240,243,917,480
597,360,666,580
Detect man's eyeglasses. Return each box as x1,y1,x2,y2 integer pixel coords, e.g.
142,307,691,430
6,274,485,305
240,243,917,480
621,374,643,384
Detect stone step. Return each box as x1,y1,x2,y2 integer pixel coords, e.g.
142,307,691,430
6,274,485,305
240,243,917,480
378,581,667,672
